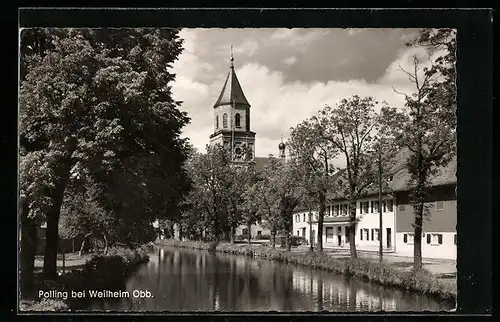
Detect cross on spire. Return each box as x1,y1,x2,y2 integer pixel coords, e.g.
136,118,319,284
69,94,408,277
230,45,234,68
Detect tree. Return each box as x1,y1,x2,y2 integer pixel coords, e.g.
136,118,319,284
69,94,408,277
19,27,188,280
257,157,304,251
390,29,456,270
239,166,263,245
369,130,399,263
318,95,382,259
183,145,234,243
249,178,281,248
289,118,338,252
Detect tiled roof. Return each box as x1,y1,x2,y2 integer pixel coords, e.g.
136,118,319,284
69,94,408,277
326,148,457,200
213,66,251,108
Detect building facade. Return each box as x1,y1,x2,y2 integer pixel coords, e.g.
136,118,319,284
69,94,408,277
292,155,457,260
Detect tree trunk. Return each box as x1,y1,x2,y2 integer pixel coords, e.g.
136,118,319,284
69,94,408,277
317,191,326,252
43,162,71,280
413,204,423,270
79,233,92,256
230,224,235,244
20,202,37,294
309,211,314,252
348,198,358,259
102,233,108,255
247,221,252,245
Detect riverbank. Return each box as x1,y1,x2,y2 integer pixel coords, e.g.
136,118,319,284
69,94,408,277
20,244,152,312
157,240,456,303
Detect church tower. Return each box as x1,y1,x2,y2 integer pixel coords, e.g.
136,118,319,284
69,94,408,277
209,48,256,162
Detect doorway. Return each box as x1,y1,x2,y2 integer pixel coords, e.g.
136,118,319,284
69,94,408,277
386,228,392,248
337,226,342,246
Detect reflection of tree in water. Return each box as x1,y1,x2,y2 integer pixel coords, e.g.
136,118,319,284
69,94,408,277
88,248,453,312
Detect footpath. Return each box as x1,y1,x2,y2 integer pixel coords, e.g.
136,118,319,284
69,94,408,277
292,245,457,289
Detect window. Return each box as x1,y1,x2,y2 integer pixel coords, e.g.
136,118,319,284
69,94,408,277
223,113,228,128
387,199,394,212
216,115,219,129
303,213,306,222
388,175,394,181
428,233,443,245
327,205,331,216
257,231,262,236
325,227,334,242
427,233,431,244
297,230,300,236
454,234,457,245
374,201,379,213
360,229,363,240
374,229,380,241
343,204,348,215
363,202,369,214
235,113,241,128
436,201,444,211
296,215,299,223
370,201,374,213
371,229,374,241
382,200,387,213
404,233,414,244
398,204,406,212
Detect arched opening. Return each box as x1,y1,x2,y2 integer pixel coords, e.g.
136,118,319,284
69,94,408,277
235,113,241,128
223,113,228,128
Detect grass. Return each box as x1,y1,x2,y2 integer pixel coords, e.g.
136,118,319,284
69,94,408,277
20,245,151,312
157,239,457,302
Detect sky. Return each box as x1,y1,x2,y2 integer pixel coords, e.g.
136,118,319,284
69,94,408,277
171,28,437,165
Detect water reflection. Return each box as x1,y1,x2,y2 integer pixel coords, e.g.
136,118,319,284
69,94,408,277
87,247,454,312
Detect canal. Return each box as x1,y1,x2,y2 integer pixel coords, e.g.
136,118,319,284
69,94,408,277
88,247,455,312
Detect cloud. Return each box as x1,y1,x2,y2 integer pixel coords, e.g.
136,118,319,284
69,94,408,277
283,56,297,65
172,28,438,159
234,40,259,56
270,28,330,48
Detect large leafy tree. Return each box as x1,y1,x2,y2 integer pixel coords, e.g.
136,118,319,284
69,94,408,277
19,27,188,280
288,118,337,252
318,95,382,259
239,166,263,244
183,144,233,243
390,28,457,270
256,157,304,251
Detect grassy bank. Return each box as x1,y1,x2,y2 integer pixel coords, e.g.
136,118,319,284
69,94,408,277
20,244,152,312
157,240,456,302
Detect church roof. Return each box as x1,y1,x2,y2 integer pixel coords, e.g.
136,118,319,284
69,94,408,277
213,62,251,108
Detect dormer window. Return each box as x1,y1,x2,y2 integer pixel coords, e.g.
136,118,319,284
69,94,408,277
235,113,241,128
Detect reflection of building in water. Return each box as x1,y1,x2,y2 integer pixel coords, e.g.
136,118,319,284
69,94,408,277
291,270,397,311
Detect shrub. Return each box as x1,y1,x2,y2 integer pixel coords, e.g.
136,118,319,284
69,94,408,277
20,299,70,312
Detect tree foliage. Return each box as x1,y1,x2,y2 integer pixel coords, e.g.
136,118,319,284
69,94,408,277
316,95,383,259
288,118,338,252
19,27,189,279
390,28,457,269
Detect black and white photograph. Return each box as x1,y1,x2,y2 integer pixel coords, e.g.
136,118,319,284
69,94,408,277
18,22,462,313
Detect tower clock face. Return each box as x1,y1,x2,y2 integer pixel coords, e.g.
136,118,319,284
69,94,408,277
234,147,243,161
